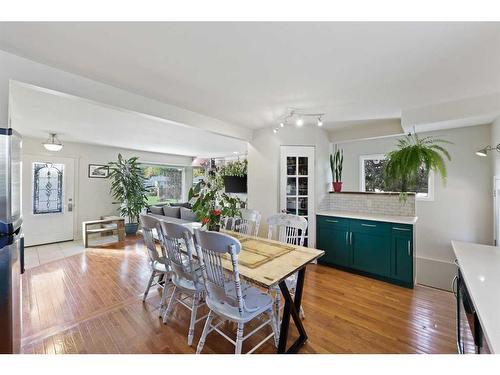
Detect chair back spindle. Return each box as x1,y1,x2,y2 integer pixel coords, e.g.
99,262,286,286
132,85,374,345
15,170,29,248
266,214,308,246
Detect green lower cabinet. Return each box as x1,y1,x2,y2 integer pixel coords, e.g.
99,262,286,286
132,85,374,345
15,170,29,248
316,215,414,288
391,234,413,285
350,231,391,277
317,224,350,267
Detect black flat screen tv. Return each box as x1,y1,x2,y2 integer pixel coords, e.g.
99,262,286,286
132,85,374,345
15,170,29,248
224,176,247,193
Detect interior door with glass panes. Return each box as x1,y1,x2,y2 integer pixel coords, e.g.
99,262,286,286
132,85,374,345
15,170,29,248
22,154,76,247
279,146,315,247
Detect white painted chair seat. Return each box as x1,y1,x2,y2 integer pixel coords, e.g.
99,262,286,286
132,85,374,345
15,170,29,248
139,214,174,318
171,273,205,293
152,259,170,273
206,285,273,323
194,229,278,354
266,214,308,325
159,220,207,346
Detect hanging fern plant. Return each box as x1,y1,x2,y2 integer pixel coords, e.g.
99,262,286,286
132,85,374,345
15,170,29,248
384,133,452,200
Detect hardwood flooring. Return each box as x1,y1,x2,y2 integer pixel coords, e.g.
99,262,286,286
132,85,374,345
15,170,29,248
20,235,472,354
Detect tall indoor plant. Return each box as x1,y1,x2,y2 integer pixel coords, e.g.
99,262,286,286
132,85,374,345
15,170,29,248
107,154,148,235
384,133,452,200
330,149,343,192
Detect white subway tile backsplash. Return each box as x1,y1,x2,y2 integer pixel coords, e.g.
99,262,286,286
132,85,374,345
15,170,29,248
318,193,415,217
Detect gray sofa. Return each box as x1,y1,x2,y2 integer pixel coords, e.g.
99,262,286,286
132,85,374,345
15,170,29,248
147,202,199,222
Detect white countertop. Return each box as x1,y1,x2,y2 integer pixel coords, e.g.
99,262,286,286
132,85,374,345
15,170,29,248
452,241,500,354
316,210,418,225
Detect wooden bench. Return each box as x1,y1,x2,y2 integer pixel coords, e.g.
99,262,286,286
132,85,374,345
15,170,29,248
82,216,125,248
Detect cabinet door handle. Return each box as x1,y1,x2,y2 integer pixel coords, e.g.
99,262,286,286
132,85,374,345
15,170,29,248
452,275,458,297
393,227,410,231
325,219,339,223
345,232,349,245
350,232,353,245
361,223,376,227
407,240,411,256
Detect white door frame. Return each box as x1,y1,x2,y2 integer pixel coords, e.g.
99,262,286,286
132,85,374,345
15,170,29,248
22,153,77,246
279,145,316,247
494,176,500,246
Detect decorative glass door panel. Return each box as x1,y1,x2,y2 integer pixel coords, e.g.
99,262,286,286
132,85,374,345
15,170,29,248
33,162,64,215
280,146,315,247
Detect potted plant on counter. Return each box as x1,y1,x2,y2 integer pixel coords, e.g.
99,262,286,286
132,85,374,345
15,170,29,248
107,154,148,235
384,132,452,201
330,149,343,192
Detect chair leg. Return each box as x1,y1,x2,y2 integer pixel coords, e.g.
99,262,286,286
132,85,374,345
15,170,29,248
188,293,200,346
268,309,279,348
163,286,178,324
159,280,172,317
274,290,281,335
196,310,214,354
143,270,156,302
235,323,244,354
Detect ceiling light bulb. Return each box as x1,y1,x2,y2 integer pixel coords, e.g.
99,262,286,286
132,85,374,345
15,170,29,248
43,133,63,152
476,148,488,157
296,118,304,127
280,122,284,128
273,128,278,134
317,118,323,127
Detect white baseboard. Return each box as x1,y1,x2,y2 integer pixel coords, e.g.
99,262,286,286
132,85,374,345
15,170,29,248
416,256,457,291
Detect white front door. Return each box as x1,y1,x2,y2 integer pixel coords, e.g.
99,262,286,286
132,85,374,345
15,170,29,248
279,146,315,247
22,154,76,247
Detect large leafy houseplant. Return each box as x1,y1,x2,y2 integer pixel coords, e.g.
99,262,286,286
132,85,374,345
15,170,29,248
107,154,148,234
330,149,343,192
384,133,452,200
188,180,242,231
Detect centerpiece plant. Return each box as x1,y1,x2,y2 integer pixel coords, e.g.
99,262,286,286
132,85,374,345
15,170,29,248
384,133,452,201
188,180,242,231
107,153,148,235
330,149,343,192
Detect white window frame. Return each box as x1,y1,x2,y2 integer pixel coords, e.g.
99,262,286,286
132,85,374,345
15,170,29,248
359,154,434,201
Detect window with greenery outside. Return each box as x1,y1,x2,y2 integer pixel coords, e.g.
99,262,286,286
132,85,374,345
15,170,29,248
142,165,184,205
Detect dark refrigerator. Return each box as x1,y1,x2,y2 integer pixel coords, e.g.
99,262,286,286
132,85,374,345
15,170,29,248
0,127,23,354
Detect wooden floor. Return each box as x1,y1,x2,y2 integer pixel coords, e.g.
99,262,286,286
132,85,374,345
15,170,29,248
20,235,471,354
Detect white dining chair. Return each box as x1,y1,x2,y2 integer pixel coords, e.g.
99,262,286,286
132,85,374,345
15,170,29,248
223,208,261,237
266,214,308,325
194,229,278,354
139,214,173,316
159,221,207,346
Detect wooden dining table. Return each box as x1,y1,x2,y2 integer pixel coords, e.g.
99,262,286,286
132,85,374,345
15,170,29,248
220,230,325,354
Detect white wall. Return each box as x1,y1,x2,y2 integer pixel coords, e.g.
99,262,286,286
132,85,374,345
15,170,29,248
21,137,193,240
336,124,493,290
247,126,331,246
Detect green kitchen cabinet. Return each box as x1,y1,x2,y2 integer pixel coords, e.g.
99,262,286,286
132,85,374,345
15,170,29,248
316,215,414,288
391,228,413,285
350,230,391,277
317,223,350,267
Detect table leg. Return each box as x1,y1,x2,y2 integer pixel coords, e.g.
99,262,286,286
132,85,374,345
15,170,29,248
277,267,308,354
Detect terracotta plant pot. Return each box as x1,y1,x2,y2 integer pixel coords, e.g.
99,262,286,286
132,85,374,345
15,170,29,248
333,182,343,193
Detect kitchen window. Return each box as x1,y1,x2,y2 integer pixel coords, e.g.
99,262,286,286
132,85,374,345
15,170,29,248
359,154,434,201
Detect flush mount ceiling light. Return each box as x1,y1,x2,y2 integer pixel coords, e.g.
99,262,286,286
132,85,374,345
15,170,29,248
273,109,325,134
476,144,500,157
43,133,63,152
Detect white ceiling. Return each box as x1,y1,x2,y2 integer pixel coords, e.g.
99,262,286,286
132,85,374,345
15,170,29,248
1,22,499,130
9,82,248,158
